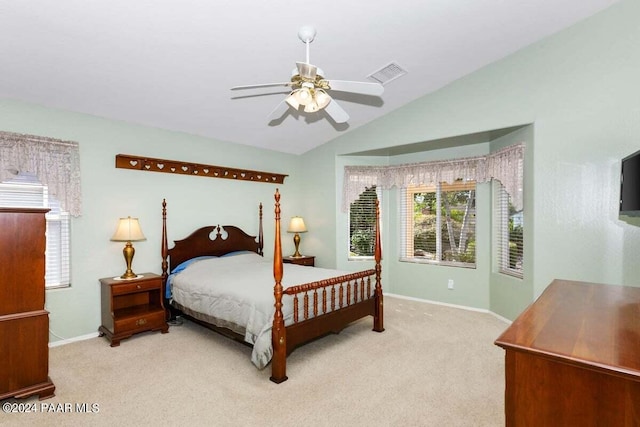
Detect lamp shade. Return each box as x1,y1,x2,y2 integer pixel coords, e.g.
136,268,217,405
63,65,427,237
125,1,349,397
111,216,146,242
287,217,307,233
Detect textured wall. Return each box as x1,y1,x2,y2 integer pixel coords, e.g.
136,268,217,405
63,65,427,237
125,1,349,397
300,0,640,318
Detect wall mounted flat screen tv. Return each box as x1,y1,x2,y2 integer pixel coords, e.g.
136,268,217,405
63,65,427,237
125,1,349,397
620,149,640,217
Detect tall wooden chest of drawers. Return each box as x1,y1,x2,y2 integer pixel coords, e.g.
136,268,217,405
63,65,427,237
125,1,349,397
0,207,55,400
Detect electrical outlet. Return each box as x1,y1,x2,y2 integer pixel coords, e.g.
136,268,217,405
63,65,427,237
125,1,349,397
447,279,454,290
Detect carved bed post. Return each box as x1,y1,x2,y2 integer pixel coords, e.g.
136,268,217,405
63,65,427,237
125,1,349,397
373,199,384,332
161,199,169,283
161,199,170,321
270,189,288,383
258,203,264,256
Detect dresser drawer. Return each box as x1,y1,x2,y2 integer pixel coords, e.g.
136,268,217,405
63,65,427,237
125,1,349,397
111,278,161,296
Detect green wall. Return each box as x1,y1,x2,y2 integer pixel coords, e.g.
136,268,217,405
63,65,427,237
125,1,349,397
489,126,535,319
0,100,302,343
300,0,640,319
2,0,640,342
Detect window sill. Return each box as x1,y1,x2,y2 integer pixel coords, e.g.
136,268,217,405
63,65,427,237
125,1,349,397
399,257,476,269
498,269,523,280
46,283,71,290
348,256,375,261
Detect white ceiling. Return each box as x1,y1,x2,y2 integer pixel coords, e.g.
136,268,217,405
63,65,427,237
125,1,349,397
0,0,619,155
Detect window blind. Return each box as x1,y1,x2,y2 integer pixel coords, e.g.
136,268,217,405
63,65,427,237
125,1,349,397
348,186,380,258
400,181,476,267
45,198,71,287
494,180,523,278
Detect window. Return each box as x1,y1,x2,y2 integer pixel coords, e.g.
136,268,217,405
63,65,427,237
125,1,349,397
45,197,71,287
494,180,523,278
401,180,476,267
0,174,71,288
348,186,379,258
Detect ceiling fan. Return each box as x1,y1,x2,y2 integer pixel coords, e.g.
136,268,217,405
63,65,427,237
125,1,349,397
231,26,384,124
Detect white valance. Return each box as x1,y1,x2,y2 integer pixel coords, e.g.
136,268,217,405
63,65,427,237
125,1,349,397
343,143,524,212
0,131,82,216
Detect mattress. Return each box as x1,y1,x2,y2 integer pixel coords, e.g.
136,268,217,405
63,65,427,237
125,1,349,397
170,252,352,369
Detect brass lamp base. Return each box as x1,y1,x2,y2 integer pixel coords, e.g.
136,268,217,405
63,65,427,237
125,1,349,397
120,271,138,280
120,241,138,279
292,232,302,258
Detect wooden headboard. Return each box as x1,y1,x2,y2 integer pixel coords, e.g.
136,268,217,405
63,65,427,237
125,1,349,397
161,199,264,281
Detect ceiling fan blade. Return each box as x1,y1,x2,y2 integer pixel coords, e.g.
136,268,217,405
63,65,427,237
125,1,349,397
296,62,317,80
231,82,292,90
326,80,384,96
324,98,349,124
267,98,290,121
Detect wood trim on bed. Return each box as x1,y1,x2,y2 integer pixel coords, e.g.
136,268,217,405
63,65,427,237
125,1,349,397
271,189,287,383
269,190,384,383
373,199,384,333
161,201,264,275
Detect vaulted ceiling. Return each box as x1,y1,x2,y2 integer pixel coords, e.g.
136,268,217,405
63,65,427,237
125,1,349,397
0,0,619,154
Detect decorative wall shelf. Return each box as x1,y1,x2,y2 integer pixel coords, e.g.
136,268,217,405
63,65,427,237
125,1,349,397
115,154,287,184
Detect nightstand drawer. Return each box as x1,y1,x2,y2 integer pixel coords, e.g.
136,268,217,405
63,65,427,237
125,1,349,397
114,309,165,334
295,257,314,266
283,256,315,266
111,278,161,296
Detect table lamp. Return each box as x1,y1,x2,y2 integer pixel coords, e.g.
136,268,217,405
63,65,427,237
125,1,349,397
287,216,307,258
111,216,146,279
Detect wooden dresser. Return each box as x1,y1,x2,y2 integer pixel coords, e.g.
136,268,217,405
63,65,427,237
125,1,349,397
495,279,640,426
0,207,55,400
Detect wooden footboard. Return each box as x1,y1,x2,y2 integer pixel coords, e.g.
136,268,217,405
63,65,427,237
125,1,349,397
270,189,384,383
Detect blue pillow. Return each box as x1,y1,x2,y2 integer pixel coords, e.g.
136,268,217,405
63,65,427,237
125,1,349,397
171,256,215,274
220,250,256,258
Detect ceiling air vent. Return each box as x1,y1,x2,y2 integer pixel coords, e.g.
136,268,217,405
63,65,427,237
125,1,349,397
366,62,407,85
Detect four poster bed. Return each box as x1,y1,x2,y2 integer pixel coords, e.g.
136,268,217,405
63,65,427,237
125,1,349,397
161,189,384,383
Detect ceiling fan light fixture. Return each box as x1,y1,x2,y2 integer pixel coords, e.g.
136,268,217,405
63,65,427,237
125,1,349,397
285,92,301,109
315,89,331,109
232,27,385,124
302,88,331,113
296,88,311,104
304,102,319,113
292,82,315,106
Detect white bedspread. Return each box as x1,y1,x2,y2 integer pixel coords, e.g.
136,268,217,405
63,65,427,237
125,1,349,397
171,252,352,369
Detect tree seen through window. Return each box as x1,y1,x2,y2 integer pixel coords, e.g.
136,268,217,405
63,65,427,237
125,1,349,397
403,181,476,266
349,186,378,257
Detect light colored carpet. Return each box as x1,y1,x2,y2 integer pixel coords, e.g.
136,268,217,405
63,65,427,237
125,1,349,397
1,296,508,426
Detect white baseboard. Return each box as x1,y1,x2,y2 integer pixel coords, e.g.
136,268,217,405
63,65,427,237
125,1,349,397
385,292,512,324
49,331,100,348
47,294,512,349
488,311,512,324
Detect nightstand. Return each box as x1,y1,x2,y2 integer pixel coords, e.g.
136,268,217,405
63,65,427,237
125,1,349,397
283,255,315,267
98,273,168,346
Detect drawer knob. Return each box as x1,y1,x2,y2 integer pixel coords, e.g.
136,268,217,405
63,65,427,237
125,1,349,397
136,284,141,289
136,318,147,326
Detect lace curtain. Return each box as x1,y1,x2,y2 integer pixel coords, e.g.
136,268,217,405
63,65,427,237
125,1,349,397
0,131,82,216
342,143,524,212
